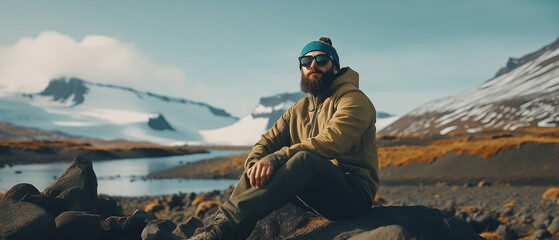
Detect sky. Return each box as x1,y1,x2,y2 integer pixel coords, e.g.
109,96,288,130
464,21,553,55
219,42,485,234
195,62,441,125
0,1,558,118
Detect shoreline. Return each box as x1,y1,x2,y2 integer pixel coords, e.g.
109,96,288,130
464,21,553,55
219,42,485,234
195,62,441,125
0,139,210,165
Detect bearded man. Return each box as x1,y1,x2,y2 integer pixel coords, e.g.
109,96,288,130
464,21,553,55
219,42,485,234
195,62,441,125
190,37,379,240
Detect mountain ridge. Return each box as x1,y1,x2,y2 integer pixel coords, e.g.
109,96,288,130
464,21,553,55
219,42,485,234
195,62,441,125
380,37,559,136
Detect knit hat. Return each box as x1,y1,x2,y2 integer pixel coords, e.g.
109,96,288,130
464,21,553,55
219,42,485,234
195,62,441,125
300,38,340,69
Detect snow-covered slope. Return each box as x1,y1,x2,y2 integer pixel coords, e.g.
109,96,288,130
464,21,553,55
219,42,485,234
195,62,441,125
200,92,305,146
201,91,397,146
380,38,559,136
0,77,238,145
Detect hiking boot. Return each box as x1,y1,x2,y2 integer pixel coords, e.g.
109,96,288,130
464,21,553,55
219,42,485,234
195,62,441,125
189,218,234,240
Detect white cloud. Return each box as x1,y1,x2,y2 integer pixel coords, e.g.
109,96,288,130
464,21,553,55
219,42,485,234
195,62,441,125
0,31,185,93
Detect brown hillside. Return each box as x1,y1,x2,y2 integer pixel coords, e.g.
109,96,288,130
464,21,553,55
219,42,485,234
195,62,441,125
0,139,207,164
377,127,559,169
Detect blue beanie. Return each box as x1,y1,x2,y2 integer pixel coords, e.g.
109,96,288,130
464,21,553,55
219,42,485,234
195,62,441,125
300,41,340,69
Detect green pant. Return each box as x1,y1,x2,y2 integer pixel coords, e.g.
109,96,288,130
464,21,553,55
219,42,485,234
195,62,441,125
219,151,372,231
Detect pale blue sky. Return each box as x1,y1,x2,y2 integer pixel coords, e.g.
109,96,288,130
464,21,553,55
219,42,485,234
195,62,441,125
1,0,558,117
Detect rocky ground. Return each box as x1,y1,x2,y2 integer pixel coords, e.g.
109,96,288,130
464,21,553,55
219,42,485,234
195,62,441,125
108,183,559,240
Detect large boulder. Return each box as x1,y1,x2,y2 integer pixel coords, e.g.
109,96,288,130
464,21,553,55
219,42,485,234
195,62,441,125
42,156,98,198
0,199,56,240
54,211,101,240
1,183,40,201
248,203,319,240
250,205,483,240
100,211,150,240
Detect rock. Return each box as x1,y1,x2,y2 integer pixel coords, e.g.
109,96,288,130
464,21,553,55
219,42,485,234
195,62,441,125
248,203,321,240
1,183,40,201
495,224,517,240
548,217,559,234
54,211,101,240
173,216,203,239
21,193,70,216
133,209,155,221
473,214,500,233
101,215,147,240
97,195,124,218
57,187,97,212
290,206,483,240
442,200,456,213
348,225,411,240
529,229,551,240
141,219,181,240
534,213,552,226
167,194,184,210
42,156,98,198
101,216,127,232
0,199,56,240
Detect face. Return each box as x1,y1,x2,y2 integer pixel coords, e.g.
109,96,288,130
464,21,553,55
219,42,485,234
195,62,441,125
300,51,339,96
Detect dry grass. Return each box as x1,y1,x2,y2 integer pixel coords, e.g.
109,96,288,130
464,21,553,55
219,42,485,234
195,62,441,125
195,200,221,217
377,128,559,168
373,194,386,204
498,212,511,224
463,206,481,215
0,139,206,152
144,200,164,213
503,200,517,208
191,195,208,206
294,217,330,234
480,232,503,240
210,153,248,175
0,191,3,200
542,187,559,203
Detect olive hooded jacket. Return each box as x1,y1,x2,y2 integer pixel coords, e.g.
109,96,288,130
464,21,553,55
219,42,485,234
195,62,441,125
245,67,379,202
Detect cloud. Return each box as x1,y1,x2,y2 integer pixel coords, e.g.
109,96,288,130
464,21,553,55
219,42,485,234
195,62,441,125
0,31,185,93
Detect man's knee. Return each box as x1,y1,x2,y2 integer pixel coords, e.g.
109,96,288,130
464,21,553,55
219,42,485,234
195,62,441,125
285,151,325,169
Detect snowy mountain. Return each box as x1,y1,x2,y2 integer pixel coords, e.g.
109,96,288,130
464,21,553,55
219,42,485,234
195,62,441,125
201,91,397,146
0,77,238,145
380,37,559,136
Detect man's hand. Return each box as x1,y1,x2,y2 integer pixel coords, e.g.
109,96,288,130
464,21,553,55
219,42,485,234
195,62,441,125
247,158,274,188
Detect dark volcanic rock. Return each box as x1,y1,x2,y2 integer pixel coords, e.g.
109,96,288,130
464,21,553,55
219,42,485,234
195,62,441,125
54,211,101,240
173,216,203,239
58,187,97,212
101,214,148,240
548,217,559,234
0,199,56,240
248,203,318,240
21,193,70,216
290,206,482,240
42,156,98,197
530,229,552,240
2,183,40,201
141,219,181,240
348,224,411,240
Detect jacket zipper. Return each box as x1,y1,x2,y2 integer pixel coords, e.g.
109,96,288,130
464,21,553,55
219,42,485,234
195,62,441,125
308,97,320,138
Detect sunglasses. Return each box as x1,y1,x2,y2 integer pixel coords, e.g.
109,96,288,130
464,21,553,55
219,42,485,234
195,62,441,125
298,54,331,67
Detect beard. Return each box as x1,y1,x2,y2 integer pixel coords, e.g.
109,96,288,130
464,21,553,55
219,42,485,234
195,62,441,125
300,66,336,96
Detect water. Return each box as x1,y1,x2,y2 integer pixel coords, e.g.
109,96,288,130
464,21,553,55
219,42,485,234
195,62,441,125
0,150,245,196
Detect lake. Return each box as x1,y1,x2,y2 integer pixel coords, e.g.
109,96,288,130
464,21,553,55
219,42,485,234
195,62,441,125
0,150,245,196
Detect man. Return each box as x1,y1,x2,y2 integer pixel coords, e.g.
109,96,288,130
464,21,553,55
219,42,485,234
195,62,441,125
190,37,379,240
